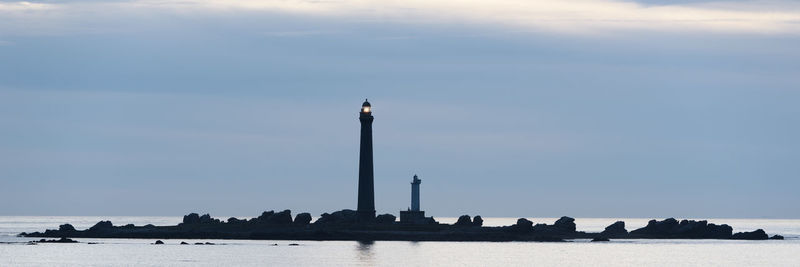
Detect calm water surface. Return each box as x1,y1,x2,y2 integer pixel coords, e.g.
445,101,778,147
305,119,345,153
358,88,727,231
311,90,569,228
1,216,799,266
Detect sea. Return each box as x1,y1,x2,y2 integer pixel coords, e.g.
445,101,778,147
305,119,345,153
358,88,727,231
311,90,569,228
1,216,799,266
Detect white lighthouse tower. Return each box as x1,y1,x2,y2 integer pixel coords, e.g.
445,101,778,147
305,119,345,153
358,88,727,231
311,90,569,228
400,174,427,224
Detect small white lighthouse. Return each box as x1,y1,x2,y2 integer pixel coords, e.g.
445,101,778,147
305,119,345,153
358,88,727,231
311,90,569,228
400,174,428,224
411,174,421,211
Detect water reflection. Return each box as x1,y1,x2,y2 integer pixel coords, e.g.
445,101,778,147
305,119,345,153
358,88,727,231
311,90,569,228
356,240,374,263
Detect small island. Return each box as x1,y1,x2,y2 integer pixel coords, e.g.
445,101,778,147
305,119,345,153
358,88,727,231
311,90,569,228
19,210,783,242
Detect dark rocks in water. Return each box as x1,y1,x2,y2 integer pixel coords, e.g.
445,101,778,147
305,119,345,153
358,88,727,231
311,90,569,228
375,214,397,224
144,224,156,228
601,221,627,237
194,242,204,245
591,237,610,242
269,210,294,225
254,210,293,225
183,213,201,224
770,235,784,240
182,213,220,225
199,214,218,224
205,242,215,245
88,221,113,231
17,210,781,242
180,241,189,245
288,243,300,246
58,224,76,232
33,237,78,243
509,218,533,232
732,229,768,240
314,209,357,225
154,240,164,245
629,218,732,239
454,215,473,226
472,216,484,227
553,216,576,233
122,224,135,229
294,213,312,226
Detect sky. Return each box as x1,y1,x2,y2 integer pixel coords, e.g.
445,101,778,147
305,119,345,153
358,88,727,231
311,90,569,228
1,0,799,219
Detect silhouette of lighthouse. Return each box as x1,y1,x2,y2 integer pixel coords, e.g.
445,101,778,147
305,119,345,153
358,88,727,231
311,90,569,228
411,174,421,211
357,99,376,222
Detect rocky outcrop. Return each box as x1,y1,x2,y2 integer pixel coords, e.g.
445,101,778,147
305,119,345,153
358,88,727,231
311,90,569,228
181,213,220,225
472,216,483,227
454,215,473,226
601,221,627,237
731,229,768,240
18,211,782,242
30,237,78,243
88,221,113,231
629,218,733,239
256,210,293,225
59,224,76,232
294,213,312,226
314,209,357,225
508,218,533,232
376,214,397,224
553,216,576,233
770,235,784,240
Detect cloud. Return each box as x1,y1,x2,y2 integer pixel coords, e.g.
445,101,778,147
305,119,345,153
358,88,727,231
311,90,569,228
1,0,799,36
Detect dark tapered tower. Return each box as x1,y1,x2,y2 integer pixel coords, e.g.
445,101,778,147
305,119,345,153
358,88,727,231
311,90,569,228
357,99,376,222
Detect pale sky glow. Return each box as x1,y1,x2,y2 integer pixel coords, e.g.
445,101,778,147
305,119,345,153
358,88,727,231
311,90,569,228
1,0,798,218
2,0,800,35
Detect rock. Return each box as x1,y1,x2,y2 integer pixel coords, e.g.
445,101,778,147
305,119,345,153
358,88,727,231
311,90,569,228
154,240,164,245
553,216,576,233
770,235,784,240
205,242,215,245
288,243,299,246
194,242,204,245
375,214,397,224
629,218,732,239
88,221,113,231
183,213,201,224
255,210,293,225
199,214,214,224
732,229,769,240
180,241,189,245
472,216,484,227
591,237,610,242
58,224,76,232
227,217,243,224
313,209,358,225
509,218,533,232
32,237,78,243
601,221,627,237
122,224,135,229
293,213,312,226
454,215,472,226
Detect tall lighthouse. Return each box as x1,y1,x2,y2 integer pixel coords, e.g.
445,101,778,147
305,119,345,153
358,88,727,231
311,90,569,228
357,99,376,222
